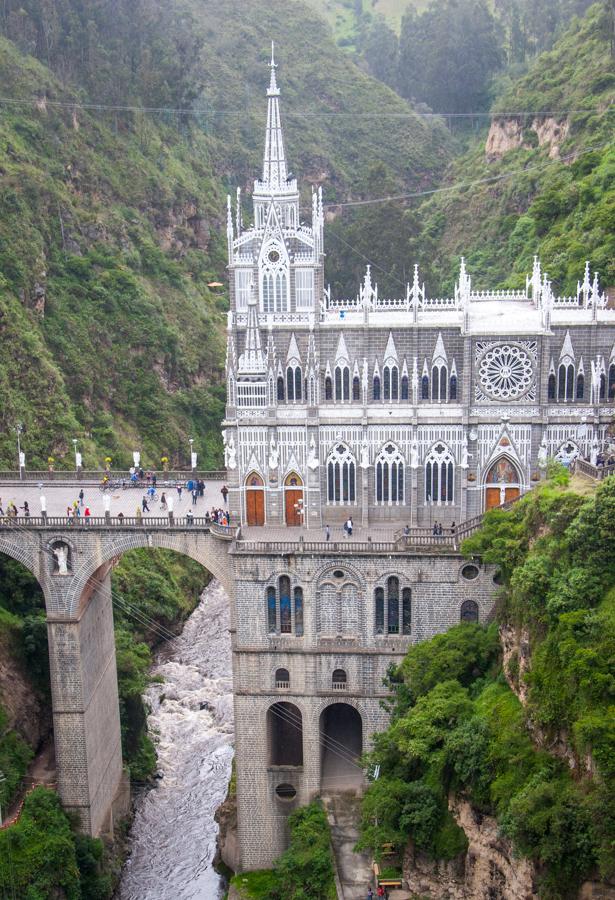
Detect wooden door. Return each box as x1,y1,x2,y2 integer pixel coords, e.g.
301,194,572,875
285,489,303,526
504,487,520,504
485,488,501,510
246,489,265,525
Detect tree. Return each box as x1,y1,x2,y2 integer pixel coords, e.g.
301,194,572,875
398,0,504,113
359,16,399,90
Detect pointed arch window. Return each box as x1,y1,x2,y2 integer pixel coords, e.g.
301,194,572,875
558,363,574,401
548,373,556,400
609,363,615,400
325,375,332,401
327,444,356,504
576,373,584,400
449,374,457,400
421,374,429,400
383,365,399,401
334,365,350,402
294,587,304,636
373,374,381,401
275,272,288,313
425,443,455,504
286,365,302,402
432,365,448,401
352,375,360,401
375,444,405,504
401,374,409,401
277,375,285,402
374,579,411,635
262,273,275,314
600,372,606,400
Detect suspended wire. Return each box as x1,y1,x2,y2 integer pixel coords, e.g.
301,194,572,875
315,139,614,210
267,702,365,773
269,698,363,764
0,94,607,119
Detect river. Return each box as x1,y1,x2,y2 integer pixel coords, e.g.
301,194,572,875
117,580,234,900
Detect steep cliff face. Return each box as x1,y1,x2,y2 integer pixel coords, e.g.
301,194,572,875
485,117,570,160
404,797,536,900
0,623,47,749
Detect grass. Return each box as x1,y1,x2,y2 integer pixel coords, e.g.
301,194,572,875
230,870,277,898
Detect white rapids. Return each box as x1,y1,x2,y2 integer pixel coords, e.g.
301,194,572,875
117,579,234,900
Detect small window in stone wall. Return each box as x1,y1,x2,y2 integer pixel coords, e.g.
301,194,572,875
275,783,297,800
461,564,480,580
275,668,290,688
460,599,479,622
332,669,347,690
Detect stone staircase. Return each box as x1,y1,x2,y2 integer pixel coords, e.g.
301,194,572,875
323,791,374,900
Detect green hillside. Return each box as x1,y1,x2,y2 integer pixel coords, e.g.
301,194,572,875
359,470,615,896
0,0,449,469
325,2,614,297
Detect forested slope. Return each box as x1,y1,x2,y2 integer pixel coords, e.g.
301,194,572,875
359,470,615,898
0,0,449,468
326,2,614,297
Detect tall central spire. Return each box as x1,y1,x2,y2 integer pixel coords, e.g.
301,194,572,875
262,42,288,190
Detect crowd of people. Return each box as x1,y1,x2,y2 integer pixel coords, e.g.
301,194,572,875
0,482,232,525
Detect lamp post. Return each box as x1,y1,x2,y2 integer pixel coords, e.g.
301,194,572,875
189,438,196,472
73,438,83,475
16,424,24,480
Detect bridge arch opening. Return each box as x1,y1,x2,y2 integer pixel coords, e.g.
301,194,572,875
0,551,56,806
267,701,303,767
319,702,363,791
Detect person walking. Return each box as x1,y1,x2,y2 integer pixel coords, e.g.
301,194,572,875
84,506,91,522
367,889,374,900
186,509,194,525
192,488,198,505
142,496,150,513
347,517,353,537
176,483,183,501
160,492,167,512
325,524,330,542
78,489,84,508
20,501,30,517
221,484,229,506
152,473,157,488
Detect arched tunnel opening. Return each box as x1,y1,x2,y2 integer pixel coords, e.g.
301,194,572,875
319,703,363,791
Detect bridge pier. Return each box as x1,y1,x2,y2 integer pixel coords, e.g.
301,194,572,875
47,569,126,836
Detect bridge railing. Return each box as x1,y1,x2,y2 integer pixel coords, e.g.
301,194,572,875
572,459,615,481
0,516,234,535
0,469,226,483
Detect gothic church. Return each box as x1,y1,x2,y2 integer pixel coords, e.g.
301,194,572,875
222,49,615,530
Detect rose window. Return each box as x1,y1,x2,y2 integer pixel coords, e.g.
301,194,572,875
478,344,533,400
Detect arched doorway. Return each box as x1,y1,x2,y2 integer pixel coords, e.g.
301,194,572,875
284,472,304,526
245,472,265,526
319,703,363,790
267,701,303,767
484,457,522,510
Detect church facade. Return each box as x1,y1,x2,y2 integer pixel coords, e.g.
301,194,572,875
222,52,615,531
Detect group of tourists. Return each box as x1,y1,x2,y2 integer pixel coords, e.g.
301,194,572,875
432,521,456,536
0,499,23,517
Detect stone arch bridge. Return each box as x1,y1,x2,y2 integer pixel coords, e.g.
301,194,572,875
0,514,496,869
0,517,234,837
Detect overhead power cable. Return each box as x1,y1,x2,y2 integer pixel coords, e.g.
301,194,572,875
0,93,609,120
315,139,614,210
